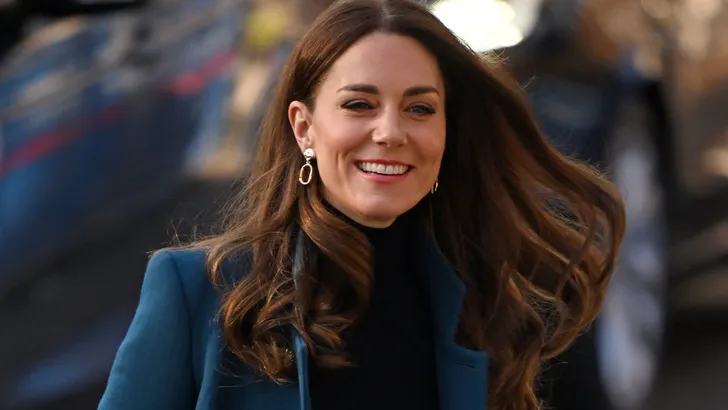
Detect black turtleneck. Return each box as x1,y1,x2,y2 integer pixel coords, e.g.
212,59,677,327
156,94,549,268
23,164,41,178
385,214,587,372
308,212,440,410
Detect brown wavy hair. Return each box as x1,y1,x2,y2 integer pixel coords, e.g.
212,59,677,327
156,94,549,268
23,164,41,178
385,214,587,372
199,1,625,409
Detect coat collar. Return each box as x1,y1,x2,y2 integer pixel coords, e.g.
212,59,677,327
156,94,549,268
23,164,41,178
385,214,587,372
291,223,489,410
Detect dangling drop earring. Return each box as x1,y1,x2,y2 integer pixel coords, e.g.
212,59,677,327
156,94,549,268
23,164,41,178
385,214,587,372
299,148,315,185
431,180,439,194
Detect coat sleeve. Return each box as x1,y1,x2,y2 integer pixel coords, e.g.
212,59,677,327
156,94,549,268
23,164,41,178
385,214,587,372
98,251,196,410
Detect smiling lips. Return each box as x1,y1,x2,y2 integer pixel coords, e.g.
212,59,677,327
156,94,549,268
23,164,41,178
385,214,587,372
356,159,411,175
356,160,412,183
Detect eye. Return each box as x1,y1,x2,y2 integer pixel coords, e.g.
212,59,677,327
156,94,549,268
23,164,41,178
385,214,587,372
408,104,436,115
342,100,374,110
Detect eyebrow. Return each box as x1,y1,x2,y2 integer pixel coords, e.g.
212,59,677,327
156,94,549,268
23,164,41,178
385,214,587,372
337,84,440,97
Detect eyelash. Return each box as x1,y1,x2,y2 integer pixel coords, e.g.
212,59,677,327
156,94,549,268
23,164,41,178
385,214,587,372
343,101,373,110
410,104,436,115
342,100,436,115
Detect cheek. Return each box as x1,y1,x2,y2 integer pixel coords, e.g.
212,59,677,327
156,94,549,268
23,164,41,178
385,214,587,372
314,117,369,155
311,121,366,175
416,124,446,168
416,129,446,187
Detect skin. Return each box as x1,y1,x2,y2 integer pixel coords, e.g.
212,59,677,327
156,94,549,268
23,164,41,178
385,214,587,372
289,32,447,228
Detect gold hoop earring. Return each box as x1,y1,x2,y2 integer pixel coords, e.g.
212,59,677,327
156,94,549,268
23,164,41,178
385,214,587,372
431,180,439,194
299,148,315,185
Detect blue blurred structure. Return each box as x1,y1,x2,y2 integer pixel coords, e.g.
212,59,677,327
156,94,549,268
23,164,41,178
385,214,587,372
0,0,244,291
0,0,249,407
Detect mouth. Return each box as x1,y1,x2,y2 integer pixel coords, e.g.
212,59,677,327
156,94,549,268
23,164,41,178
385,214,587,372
356,161,412,176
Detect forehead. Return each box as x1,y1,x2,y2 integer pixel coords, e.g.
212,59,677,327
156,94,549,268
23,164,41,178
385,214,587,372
322,32,444,93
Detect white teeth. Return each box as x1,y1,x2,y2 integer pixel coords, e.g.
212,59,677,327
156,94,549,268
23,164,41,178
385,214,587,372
357,162,409,175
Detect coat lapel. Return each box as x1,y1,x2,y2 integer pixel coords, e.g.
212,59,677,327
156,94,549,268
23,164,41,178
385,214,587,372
411,226,490,410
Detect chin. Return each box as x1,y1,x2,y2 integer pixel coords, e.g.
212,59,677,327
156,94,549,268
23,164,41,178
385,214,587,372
355,200,413,223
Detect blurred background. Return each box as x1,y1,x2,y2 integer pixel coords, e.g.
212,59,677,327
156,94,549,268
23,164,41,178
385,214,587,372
0,0,727,409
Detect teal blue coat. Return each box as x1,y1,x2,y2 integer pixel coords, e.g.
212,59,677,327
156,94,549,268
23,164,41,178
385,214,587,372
98,229,490,410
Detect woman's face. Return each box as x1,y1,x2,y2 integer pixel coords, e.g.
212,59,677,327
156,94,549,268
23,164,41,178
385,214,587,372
289,32,447,228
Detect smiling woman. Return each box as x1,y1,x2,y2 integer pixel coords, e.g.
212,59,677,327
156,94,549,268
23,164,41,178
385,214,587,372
98,1,625,410
288,32,446,227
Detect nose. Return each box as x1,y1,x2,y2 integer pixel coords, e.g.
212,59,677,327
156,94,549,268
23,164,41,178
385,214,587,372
372,109,406,148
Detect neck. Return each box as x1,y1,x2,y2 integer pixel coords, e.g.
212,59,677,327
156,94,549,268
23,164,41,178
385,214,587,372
321,201,414,251
321,198,396,228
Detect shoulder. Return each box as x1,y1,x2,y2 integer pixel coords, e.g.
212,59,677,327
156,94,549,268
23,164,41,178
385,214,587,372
148,248,208,294
149,247,253,308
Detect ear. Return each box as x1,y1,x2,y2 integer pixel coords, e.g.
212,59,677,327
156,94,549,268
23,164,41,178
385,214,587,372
288,100,314,154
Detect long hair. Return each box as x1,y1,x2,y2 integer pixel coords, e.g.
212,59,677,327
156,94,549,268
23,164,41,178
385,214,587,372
197,1,625,409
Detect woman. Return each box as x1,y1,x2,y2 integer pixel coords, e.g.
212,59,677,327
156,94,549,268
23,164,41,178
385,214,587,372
99,1,625,409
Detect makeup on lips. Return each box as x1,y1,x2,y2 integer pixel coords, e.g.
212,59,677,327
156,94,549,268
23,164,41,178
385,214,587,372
356,159,412,184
